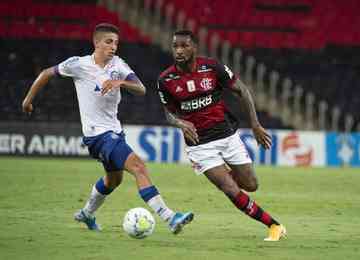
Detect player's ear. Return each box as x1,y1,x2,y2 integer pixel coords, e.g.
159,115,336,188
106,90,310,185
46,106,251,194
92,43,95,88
93,36,99,48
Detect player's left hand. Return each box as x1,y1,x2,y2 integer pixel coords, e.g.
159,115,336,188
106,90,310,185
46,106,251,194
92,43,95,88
101,80,124,95
252,125,272,149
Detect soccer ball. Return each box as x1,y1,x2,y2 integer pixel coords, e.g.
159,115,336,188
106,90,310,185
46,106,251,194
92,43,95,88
122,207,155,239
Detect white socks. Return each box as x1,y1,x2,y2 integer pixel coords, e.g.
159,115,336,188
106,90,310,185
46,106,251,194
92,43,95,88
83,185,107,216
147,195,175,222
82,184,175,222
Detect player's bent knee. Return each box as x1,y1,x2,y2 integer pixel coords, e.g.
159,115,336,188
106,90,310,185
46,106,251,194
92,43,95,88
125,153,149,176
246,178,258,192
105,172,124,189
129,162,149,178
134,164,148,176
241,168,258,192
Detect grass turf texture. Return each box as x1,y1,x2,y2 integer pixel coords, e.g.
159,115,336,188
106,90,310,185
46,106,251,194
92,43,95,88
0,157,359,260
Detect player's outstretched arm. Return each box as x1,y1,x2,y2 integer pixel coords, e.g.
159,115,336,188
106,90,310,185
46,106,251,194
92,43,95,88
22,67,56,114
230,78,272,149
101,79,146,96
163,107,199,145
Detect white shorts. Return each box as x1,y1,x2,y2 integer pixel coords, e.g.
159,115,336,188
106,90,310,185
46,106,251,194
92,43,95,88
185,130,252,175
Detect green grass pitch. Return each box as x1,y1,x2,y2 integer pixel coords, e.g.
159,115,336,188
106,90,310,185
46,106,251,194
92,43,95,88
0,157,359,260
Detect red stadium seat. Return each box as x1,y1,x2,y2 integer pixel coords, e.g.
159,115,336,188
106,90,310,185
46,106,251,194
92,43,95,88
268,32,284,49
0,21,7,36
238,31,255,49
0,1,151,43
161,0,360,49
282,33,299,49
38,21,56,38
226,31,240,46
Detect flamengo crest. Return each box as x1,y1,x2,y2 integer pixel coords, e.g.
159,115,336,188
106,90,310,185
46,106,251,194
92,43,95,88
200,78,213,90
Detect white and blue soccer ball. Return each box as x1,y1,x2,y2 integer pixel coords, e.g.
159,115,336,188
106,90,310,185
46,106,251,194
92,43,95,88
122,207,155,239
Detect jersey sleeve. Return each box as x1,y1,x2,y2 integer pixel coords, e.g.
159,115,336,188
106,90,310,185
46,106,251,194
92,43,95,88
55,56,81,78
116,58,145,88
157,78,177,112
214,62,237,89
116,58,136,80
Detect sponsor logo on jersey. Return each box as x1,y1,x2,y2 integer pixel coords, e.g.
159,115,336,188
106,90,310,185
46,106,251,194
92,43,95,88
180,94,213,111
175,86,183,93
94,85,101,92
198,64,213,73
198,68,212,73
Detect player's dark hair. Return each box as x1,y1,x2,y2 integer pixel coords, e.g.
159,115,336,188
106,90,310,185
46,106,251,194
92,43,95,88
93,23,120,37
174,30,198,44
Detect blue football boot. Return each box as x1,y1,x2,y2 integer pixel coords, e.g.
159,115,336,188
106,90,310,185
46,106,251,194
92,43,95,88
74,209,101,231
168,212,194,234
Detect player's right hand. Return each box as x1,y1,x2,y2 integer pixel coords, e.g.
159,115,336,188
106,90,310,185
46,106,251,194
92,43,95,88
101,79,124,96
22,99,33,114
179,120,199,145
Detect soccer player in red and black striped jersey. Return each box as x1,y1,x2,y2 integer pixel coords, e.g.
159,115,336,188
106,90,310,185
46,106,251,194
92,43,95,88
157,30,286,241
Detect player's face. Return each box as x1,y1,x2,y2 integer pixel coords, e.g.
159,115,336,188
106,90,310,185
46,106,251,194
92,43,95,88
94,32,119,60
172,35,196,67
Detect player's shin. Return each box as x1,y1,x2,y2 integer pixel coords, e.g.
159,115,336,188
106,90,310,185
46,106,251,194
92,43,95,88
231,191,279,227
139,185,175,222
83,177,114,215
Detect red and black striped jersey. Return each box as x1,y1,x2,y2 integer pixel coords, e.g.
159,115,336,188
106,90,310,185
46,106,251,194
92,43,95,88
157,56,239,146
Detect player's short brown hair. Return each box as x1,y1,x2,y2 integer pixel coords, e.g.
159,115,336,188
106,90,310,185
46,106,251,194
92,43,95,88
93,23,120,38
174,30,198,44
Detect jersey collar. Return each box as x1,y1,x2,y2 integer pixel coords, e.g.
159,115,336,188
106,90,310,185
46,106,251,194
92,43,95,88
175,58,198,74
91,54,115,69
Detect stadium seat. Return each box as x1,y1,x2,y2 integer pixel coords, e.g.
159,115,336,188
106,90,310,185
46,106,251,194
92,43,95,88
1,2,149,43
163,0,360,49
